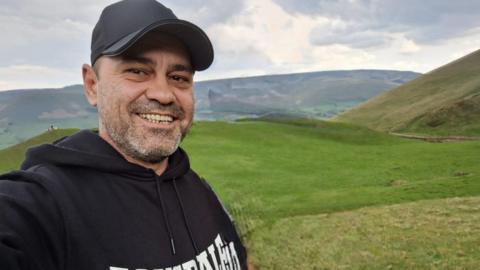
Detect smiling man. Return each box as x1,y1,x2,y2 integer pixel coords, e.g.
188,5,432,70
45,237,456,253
84,32,196,172
0,0,247,269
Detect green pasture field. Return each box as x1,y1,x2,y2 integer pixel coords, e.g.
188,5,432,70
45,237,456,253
250,196,480,269
1,119,479,269
183,120,480,218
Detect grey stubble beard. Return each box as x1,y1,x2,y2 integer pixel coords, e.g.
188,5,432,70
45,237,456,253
100,102,188,164
107,123,183,164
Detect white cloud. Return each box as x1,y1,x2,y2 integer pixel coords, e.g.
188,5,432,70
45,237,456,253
399,38,421,54
392,61,422,71
0,65,80,91
198,0,371,80
208,0,324,64
1,0,480,89
0,81,11,91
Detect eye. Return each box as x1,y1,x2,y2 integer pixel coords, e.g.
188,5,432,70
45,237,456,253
171,75,188,82
170,74,191,83
126,68,148,76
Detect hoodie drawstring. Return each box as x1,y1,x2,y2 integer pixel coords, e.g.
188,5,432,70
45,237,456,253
172,178,199,255
155,176,199,256
155,177,176,255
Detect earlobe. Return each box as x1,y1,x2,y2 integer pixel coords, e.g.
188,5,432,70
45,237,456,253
82,64,99,107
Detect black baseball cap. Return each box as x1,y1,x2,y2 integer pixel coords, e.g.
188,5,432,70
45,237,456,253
90,0,214,71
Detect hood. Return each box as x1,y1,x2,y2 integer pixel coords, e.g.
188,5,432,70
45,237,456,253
21,129,190,181
21,129,199,255
14,130,242,259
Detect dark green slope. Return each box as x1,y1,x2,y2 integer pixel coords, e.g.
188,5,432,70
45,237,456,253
335,49,480,136
0,129,78,172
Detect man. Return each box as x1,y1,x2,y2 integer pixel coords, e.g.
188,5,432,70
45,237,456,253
0,0,247,269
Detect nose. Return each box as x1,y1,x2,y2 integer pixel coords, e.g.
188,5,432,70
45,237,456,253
144,74,176,104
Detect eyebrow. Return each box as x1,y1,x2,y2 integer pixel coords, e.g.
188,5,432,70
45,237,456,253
169,64,194,74
118,55,194,74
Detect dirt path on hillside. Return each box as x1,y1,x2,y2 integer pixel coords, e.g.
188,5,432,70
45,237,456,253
389,132,480,143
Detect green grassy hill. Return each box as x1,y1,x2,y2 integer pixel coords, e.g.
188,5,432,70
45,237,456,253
0,86,97,149
0,129,78,172
335,49,480,136
1,121,479,269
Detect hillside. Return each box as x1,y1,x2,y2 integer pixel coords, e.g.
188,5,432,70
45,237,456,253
0,128,78,172
0,69,418,149
0,86,97,149
335,49,480,136
194,70,418,119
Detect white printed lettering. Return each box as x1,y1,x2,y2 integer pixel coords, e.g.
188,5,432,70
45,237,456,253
197,250,214,270
182,259,198,270
229,242,240,270
215,235,230,270
108,234,240,270
165,266,182,270
223,242,233,270
208,243,220,270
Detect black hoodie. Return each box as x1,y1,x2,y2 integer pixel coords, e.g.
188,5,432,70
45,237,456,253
0,130,247,270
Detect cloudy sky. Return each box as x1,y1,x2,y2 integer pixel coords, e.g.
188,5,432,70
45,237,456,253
1,0,479,91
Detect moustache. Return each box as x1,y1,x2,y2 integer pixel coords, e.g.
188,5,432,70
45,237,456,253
128,101,185,119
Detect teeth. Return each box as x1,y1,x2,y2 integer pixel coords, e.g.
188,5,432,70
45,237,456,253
138,113,173,123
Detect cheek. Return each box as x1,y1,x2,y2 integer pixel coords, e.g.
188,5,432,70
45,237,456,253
176,90,194,114
98,81,141,114
96,84,113,115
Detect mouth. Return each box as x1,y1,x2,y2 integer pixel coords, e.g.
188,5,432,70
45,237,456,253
136,113,176,124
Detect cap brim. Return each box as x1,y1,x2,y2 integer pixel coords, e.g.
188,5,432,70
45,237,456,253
102,19,214,71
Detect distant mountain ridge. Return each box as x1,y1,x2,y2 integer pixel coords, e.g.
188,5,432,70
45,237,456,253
194,69,419,119
0,69,419,148
335,49,480,136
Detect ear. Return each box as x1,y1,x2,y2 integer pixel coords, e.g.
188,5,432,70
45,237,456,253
82,63,99,107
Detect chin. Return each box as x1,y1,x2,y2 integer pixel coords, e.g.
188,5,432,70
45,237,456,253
147,138,181,153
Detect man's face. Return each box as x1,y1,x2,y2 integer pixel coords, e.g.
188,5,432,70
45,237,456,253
92,33,194,163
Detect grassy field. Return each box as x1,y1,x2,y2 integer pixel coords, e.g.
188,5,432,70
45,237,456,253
1,119,479,268
183,120,480,219
249,196,480,269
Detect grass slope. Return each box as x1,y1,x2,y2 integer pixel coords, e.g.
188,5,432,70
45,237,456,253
0,129,78,172
1,120,479,268
335,49,480,136
183,120,480,221
250,196,480,269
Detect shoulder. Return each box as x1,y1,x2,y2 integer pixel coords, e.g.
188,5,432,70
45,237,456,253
182,170,217,196
0,167,51,199
0,168,67,269
185,170,236,223
0,165,67,219
0,165,67,221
